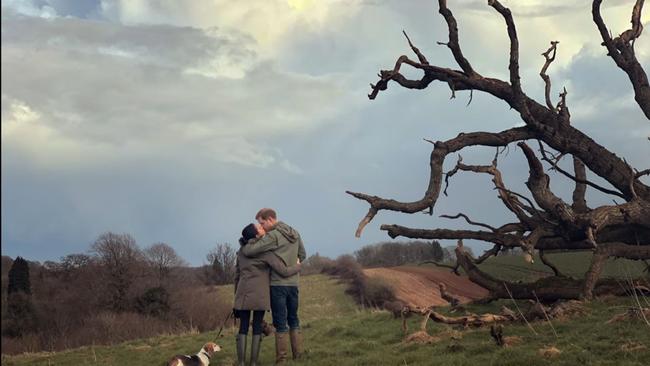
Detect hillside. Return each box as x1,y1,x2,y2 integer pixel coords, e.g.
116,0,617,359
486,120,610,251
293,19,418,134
3,253,650,365
365,250,648,308
364,266,489,307
470,250,648,282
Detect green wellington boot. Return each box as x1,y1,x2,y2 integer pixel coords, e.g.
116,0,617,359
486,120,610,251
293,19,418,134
250,334,262,366
236,334,247,366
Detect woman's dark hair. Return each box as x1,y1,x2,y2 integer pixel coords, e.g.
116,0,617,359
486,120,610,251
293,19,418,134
239,223,259,246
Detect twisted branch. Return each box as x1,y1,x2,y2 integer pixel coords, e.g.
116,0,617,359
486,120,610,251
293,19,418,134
489,0,523,100
539,250,564,277
572,157,589,213
537,141,625,199
593,0,650,119
438,0,477,77
540,41,559,111
440,213,498,232
347,127,534,237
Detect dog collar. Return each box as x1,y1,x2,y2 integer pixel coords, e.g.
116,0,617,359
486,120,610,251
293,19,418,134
200,350,211,360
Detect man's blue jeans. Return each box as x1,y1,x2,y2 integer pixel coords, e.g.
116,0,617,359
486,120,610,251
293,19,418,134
270,286,300,333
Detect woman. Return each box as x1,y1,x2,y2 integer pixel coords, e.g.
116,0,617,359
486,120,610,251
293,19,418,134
234,223,301,366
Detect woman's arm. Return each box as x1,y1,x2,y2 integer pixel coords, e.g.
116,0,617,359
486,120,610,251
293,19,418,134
262,252,301,277
234,254,241,294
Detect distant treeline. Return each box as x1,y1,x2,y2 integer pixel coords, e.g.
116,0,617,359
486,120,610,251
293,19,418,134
354,240,445,268
1,233,241,355
1,235,488,355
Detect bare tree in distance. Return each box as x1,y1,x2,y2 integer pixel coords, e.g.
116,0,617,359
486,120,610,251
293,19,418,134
205,243,237,285
60,254,93,279
348,0,649,301
144,243,187,284
91,232,145,311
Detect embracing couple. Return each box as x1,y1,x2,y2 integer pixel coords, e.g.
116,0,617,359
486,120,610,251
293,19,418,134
233,208,306,366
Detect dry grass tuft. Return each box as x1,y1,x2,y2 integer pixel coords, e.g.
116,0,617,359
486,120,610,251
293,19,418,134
620,341,647,352
403,331,440,345
538,346,561,358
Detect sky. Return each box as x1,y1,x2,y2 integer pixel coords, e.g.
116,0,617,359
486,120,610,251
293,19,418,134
2,0,649,266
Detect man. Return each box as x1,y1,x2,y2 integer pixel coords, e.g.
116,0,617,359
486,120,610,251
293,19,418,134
240,208,306,364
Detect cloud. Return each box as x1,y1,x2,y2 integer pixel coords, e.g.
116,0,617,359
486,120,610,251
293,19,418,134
1,11,347,171
95,0,368,61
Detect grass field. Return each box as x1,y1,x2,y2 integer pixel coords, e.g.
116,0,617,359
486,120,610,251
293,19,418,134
472,250,648,282
3,252,649,366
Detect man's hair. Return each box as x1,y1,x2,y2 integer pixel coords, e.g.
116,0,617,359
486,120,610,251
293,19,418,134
256,208,277,220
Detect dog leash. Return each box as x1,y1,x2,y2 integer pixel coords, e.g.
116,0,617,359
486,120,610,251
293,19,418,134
215,310,233,340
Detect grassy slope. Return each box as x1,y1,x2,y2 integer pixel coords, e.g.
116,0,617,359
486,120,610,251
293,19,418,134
473,251,648,282
3,253,650,366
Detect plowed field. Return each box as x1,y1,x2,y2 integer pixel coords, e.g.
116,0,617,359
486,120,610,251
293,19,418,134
364,266,489,307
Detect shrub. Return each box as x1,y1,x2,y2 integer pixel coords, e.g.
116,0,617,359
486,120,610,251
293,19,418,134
364,277,396,308
135,286,171,318
2,292,37,337
300,253,335,275
169,285,233,332
322,255,396,308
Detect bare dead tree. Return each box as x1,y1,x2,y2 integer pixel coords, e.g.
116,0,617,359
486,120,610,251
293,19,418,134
205,243,237,285
91,232,145,311
144,242,187,284
348,0,650,301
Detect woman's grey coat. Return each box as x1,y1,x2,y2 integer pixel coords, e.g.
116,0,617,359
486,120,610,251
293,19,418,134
233,244,300,311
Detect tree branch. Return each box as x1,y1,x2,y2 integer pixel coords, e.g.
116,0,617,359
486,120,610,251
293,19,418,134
489,0,523,98
440,213,498,232
519,142,576,224
380,224,522,247
572,157,590,213
537,141,626,199
635,168,650,179
420,260,460,275
539,249,564,277
540,41,560,111
402,30,429,65
347,127,534,236
593,0,650,119
438,0,477,77
444,153,539,227
475,244,502,264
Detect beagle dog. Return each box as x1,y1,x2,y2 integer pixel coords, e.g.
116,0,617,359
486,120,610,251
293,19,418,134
167,342,221,366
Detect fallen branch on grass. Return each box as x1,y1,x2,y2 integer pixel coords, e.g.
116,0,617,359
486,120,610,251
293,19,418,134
606,307,650,325
403,299,587,328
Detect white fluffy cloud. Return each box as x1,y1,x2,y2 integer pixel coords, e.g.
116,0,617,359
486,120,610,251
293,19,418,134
1,10,350,170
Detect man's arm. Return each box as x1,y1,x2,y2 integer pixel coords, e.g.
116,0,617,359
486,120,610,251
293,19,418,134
241,233,278,257
263,253,301,278
297,236,306,262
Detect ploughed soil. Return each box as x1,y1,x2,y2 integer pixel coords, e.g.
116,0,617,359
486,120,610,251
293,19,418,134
363,266,489,307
